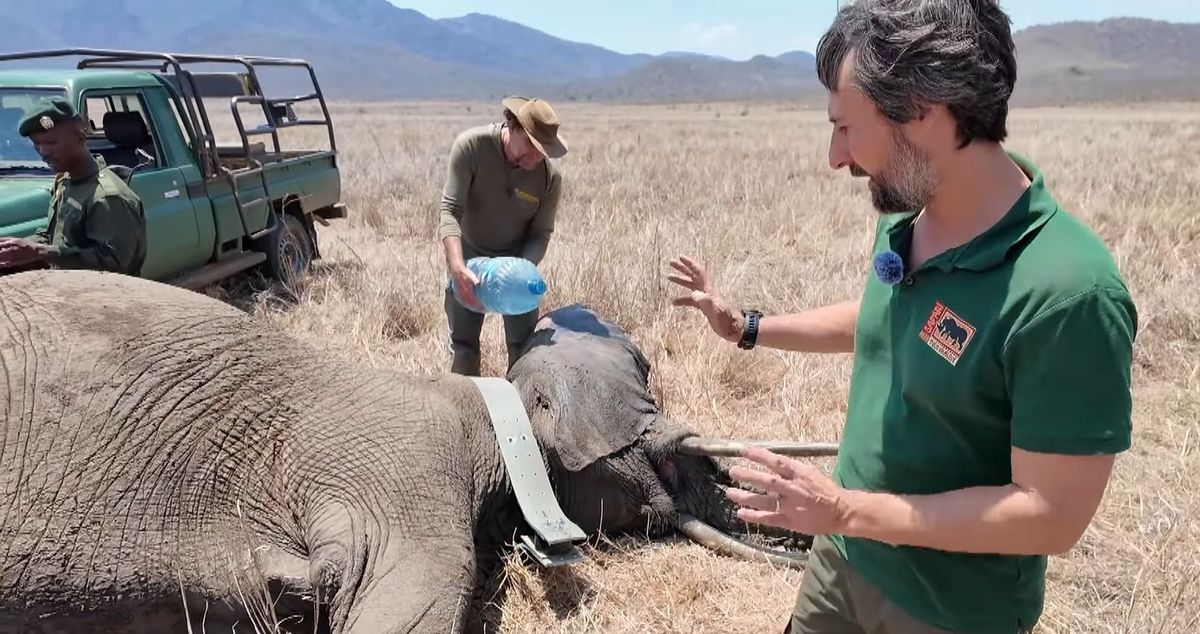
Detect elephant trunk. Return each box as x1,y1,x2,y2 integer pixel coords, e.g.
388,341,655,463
666,432,838,568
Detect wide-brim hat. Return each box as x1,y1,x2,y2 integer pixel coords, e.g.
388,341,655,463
502,96,567,159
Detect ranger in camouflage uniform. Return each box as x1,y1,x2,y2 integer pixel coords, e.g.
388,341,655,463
0,97,146,276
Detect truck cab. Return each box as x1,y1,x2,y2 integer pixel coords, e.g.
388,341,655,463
0,49,348,288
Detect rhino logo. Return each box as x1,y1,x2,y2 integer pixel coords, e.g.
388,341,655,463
937,318,970,351
919,301,977,366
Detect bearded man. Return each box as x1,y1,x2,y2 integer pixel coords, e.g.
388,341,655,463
667,1,1137,633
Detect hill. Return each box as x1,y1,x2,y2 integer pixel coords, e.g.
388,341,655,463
2,2,1198,104
560,54,818,102
1010,18,1200,105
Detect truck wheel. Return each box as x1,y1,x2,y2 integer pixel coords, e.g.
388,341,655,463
260,214,314,287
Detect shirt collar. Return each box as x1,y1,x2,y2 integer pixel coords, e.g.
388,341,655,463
885,151,1058,273
67,154,101,184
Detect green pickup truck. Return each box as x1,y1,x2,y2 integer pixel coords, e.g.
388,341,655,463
0,48,347,288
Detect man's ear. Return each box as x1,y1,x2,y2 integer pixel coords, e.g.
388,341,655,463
902,101,952,149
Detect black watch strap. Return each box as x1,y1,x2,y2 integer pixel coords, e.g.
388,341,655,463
738,310,762,350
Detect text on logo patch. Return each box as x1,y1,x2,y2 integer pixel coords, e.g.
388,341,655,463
514,188,540,205
919,301,976,366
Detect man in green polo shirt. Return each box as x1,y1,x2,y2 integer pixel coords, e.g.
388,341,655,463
668,1,1136,633
437,96,565,375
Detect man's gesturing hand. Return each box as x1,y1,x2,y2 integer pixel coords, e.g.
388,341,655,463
725,446,850,536
667,255,743,343
0,238,47,270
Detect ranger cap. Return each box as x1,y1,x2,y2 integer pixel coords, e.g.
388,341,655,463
18,96,82,137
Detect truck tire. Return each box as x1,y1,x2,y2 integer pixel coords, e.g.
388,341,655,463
259,213,314,286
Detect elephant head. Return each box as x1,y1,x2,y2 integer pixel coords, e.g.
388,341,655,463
507,304,838,566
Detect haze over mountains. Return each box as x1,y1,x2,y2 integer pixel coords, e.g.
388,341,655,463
5,0,1200,105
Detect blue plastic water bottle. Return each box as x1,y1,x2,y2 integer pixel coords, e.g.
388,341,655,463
452,256,547,315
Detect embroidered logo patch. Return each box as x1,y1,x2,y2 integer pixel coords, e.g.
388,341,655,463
919,301,976,366
514,188,540,205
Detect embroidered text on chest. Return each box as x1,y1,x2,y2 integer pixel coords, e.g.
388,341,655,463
514,188,540,205
919,301,977,366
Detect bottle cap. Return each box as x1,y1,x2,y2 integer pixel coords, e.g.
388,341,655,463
528,279,547,295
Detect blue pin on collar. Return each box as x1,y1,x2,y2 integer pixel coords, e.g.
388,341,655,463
872,250,905,285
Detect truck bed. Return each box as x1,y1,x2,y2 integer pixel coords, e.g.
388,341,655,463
214,142,317,171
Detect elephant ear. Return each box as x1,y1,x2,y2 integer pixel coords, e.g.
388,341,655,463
513,318,659,472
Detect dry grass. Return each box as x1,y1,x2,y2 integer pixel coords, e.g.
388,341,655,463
214,99,1200,633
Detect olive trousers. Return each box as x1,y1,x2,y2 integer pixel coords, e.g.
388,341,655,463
444,285,538,376
785,536,957,634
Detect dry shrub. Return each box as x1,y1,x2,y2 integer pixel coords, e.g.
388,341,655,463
222,100,1200,633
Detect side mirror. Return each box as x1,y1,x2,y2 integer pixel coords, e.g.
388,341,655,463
108,164,135,184
128,149,155,179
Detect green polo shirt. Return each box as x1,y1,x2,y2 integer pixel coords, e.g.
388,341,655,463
829,153,1137,633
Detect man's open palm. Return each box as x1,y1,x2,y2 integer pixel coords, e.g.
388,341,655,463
0,238,45,270
668,255,742,342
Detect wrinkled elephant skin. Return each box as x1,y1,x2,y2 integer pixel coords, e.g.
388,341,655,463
0,270,743,633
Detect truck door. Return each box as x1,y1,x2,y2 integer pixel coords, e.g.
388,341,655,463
80,89,202,281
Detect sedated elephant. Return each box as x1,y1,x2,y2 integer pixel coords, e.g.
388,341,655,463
0,269,835,633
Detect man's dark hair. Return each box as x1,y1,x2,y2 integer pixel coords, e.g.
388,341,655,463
816,0,1018,148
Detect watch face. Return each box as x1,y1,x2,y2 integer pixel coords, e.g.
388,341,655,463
738,311,760,350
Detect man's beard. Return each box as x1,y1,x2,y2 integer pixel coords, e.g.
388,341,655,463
867,128,937,214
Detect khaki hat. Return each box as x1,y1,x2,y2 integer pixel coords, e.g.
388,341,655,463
502,96,568,159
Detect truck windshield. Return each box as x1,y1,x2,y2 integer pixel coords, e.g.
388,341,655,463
0,87,68,174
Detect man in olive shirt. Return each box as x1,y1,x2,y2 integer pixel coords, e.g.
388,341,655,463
669,2,1136,633
0,97,147,276
437,96,565,375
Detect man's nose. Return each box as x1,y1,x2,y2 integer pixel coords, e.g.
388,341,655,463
829,138,852,170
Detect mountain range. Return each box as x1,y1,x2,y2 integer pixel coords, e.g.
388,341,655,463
4,0,1200,105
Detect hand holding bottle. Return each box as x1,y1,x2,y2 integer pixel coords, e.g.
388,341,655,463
450,260,483,312
452,257,547,315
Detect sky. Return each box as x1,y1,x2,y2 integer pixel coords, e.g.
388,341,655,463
390,0,1200,61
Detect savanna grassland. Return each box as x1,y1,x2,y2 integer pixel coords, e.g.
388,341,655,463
212,100,1200,633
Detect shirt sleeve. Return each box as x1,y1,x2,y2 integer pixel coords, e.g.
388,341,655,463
520,170,561,265
1003,286,1138,455
437,136,474,242
43,195,145,274
32,177,64,245
31,225,50,245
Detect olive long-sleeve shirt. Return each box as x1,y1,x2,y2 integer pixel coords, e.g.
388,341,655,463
33,155,147,276
437,123,562,264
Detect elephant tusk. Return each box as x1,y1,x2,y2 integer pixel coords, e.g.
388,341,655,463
677,437,840,458
675,513,809,569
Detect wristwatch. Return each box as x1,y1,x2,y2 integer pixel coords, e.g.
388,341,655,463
738,309,762,350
